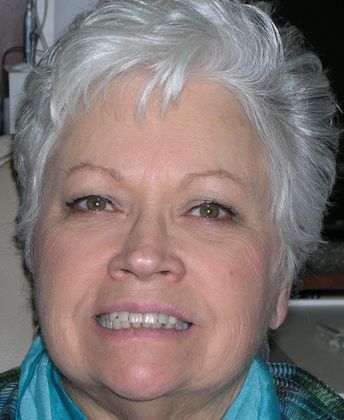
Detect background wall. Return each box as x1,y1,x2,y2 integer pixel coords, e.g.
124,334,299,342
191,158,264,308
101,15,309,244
0,0,97,88
54,0,97,39
0,0,26,88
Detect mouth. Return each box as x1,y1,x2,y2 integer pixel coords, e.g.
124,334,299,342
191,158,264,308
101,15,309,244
96,311,190,331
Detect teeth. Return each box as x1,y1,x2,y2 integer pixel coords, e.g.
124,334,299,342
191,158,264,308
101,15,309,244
110,312,119,322
143,313,158,324
119,312,129,322
96,311,189,331
129,313,143,324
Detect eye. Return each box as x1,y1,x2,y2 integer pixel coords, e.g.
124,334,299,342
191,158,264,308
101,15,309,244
66,195,115,212
189,201,237,220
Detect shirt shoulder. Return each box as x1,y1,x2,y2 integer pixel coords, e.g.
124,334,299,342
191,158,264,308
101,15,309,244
0,368,20,420
267,362,344,419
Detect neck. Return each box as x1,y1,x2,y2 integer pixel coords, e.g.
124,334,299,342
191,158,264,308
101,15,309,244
63,375,245,420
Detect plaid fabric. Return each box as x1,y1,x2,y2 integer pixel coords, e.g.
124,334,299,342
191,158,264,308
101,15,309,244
269,363,344,419
1,363,343,419
0,368,19,420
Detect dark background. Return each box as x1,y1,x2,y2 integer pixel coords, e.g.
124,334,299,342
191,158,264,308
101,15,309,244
277,1,344,241
277,1,344,110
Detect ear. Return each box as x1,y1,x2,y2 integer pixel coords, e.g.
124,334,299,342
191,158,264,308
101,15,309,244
269,286,291,330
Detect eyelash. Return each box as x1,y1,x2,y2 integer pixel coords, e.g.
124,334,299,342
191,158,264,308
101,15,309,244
65,195,238,221
188,200,238,220
65,195,118,213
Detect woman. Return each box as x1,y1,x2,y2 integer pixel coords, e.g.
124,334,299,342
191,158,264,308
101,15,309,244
1,0,343,418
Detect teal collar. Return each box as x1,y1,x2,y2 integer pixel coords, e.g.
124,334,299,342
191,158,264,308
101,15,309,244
223,358,281,419
17,337,85,419
17,337,280,419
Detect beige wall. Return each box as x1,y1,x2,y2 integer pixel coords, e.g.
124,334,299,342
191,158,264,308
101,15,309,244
0,137,34,371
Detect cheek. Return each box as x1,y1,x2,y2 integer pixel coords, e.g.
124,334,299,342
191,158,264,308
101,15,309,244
196,236,274,349
34,220,105,331
199,234,273,306
182,238,274,389
33,220,112,377
36,215,108,282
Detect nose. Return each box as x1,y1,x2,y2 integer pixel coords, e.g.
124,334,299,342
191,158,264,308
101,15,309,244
107,214,185,282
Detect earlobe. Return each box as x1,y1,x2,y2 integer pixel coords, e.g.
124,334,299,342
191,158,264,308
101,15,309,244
269,286,291,330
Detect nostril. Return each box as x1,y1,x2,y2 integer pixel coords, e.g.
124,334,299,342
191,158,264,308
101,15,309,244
118,268,171,277
108,245,185,282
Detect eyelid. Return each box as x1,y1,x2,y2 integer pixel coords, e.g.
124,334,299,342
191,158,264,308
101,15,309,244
65,194,119,212
189,200,239,219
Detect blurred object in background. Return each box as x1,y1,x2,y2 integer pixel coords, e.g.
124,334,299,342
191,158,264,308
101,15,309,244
1,0,97,135
24,0,37,64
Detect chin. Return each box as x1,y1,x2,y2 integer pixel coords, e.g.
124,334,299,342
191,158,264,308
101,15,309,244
99,363,182,401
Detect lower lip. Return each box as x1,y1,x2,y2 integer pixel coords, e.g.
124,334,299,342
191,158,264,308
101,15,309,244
92,318,193,340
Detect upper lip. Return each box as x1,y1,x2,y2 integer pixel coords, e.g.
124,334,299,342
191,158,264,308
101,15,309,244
95,301,193,324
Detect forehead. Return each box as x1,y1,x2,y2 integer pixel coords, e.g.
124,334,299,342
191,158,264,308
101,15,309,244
56,80,266,190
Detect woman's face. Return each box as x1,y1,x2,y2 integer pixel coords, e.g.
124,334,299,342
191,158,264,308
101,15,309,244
35,81,288,415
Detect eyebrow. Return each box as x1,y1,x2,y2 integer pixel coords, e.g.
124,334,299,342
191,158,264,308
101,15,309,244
65,164,247,188
64,162,125,182
182,170,248,189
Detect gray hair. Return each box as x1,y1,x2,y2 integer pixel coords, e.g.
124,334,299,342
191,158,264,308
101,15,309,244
13,0,339,287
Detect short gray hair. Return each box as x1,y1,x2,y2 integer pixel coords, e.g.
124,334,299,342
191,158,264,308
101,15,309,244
14,0,340,286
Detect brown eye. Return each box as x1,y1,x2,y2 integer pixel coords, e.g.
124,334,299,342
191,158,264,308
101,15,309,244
85,196,108,211
66,195,114,212
199,203,221,218
190,201,235,219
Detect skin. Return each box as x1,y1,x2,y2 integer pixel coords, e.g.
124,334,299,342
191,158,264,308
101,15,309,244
35,80,289,419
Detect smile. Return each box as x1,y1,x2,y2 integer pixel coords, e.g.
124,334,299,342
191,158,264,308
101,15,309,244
96,312,190,330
